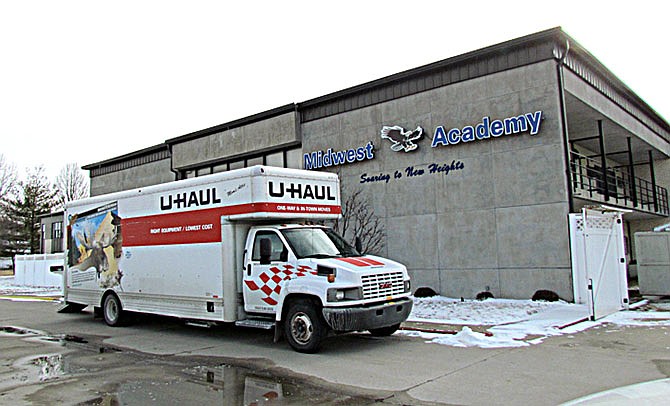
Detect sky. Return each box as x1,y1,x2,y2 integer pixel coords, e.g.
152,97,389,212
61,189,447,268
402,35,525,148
1,1,668,182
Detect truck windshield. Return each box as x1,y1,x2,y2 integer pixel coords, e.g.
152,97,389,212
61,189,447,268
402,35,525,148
281,227,360,259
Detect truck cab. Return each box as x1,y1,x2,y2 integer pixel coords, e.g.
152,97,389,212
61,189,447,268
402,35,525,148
243,224,412,352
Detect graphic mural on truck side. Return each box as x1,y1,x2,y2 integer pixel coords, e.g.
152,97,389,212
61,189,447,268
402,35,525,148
67,202,123,289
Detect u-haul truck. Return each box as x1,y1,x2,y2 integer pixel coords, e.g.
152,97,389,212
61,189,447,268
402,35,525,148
62,166,412,352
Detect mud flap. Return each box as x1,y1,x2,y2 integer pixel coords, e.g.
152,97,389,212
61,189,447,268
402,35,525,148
273,322,283,343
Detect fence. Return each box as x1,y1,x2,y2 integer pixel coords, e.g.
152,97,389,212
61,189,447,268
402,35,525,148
14,253,64,288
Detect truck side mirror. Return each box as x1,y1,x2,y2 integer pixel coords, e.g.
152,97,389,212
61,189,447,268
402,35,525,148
355,236,363,254
260,238,272,265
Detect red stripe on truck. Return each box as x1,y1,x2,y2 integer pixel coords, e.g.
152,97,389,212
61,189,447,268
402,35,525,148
336,257,385,267
121,203,341,247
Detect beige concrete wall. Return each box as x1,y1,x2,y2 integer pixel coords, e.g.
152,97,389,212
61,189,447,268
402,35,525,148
171,112,299,170
90,158,174,196
303,60,574,300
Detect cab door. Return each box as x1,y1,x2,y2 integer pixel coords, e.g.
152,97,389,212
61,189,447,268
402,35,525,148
243,230,291,314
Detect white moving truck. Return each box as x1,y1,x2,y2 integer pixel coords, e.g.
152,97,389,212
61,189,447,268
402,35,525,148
61,166,412,352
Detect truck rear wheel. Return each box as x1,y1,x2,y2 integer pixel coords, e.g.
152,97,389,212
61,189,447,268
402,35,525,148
284,299,327,353
103,293,126,327
369,323,401,337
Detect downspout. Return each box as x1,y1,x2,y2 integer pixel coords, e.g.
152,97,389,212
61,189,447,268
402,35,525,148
556,38,577,302
167,143,179,181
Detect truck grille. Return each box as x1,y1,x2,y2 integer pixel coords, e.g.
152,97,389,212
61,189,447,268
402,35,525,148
361,272,405,299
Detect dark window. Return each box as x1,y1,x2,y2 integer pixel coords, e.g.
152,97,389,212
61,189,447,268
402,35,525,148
251,231,287,262
183,146,301,179
52,222,62,239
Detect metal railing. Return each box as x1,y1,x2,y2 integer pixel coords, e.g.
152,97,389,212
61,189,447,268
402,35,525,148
570,151,669,216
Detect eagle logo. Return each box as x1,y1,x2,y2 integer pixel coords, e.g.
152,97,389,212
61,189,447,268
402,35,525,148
380,125,423,152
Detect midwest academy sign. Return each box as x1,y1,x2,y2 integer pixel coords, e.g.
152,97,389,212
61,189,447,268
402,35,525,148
431,111,543,148
303,110,544,170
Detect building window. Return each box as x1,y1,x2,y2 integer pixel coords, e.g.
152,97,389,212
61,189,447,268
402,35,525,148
196,167,212,177
286,148,302,169
52,222,62,239
229,160,244,170
266,151,284,167
181,146,303,179
41,224,46,253
213,163,228,173
246,156,264,167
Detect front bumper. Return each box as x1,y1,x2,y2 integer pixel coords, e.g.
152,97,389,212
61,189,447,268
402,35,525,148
321,298,413,332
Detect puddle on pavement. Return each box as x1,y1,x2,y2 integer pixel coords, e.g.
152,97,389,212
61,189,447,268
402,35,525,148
0,326,43,336
109,364,376,405
31,354,65,381
1,325,88,345
0,353,68,392
2,326,377,405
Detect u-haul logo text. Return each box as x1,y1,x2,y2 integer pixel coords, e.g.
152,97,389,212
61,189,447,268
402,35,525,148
268,181,336,201
160,187,222,211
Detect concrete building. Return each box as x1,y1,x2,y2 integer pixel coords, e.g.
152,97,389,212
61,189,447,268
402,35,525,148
82,28,670,301
39,211,64,254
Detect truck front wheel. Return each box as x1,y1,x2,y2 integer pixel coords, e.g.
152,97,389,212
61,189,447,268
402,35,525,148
284,299,327,353
103,293,126,327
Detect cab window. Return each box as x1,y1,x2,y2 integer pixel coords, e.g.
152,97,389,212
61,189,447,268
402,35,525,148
252,231,288,262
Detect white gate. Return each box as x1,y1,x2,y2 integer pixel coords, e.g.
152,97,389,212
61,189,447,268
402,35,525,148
569,208,629,320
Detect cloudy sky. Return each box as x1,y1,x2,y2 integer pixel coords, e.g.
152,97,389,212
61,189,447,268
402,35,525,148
1,1,667,181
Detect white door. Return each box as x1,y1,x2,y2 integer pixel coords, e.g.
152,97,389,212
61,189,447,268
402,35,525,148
242,230,291,314
569,208,629,320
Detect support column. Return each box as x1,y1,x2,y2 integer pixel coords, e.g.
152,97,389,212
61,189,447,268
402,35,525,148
649,150,658,212
627,137,637,207
597,120,609,201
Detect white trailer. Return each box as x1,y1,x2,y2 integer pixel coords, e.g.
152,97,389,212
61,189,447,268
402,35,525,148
61,166,412,352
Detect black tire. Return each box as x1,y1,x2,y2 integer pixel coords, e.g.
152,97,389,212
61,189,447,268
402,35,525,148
102,293,125,327
284,299,327,353
369,323,401,337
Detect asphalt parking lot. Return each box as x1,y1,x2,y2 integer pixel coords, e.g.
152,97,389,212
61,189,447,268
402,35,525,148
1,299,669,405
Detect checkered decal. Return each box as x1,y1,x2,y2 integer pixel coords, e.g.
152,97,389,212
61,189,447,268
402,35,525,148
244,265,317,306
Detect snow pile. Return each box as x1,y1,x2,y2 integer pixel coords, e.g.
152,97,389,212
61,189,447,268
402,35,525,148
403,295,670,349
409,296,574,325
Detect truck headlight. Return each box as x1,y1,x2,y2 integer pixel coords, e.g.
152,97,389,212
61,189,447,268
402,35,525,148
327,287,363,302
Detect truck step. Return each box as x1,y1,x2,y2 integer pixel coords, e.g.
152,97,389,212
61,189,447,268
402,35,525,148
185,321,216,329
57,302,87,314
235,319,275,330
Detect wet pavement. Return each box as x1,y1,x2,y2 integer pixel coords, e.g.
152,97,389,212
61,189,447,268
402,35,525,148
0,326,382,405
2,299,669,405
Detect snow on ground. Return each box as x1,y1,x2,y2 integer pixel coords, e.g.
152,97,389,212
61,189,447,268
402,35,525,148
403,295,670,349
2,275,669,349
0,276,62,297
408,296,575,325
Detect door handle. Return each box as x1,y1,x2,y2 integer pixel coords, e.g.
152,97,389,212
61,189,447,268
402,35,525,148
247,264,251,277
